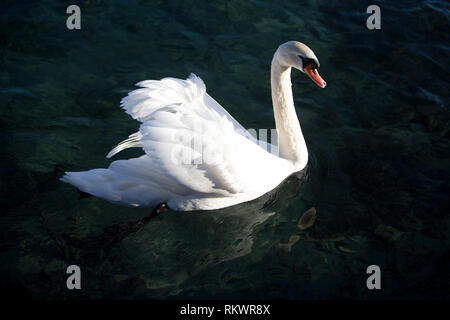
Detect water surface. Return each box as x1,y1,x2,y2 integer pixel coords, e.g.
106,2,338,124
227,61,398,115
0,0,449,299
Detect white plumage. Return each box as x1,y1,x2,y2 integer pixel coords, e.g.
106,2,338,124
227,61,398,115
61,41,325,211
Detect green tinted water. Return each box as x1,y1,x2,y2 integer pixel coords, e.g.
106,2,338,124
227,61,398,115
0,0,449,299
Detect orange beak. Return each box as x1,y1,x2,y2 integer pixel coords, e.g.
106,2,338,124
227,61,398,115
304,64,326,88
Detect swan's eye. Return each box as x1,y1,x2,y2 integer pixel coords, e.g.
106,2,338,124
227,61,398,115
300,56,318,70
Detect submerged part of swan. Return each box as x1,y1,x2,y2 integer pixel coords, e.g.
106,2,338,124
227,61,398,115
61,41,326,211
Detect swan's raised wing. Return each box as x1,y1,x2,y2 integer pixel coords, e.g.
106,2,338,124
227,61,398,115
107,74,294,198
120,74,247,133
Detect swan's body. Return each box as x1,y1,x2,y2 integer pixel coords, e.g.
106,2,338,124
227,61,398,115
61,41,326,211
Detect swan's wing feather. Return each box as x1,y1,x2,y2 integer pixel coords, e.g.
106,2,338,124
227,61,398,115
109,74,294,197
121,74,246,133
138,105,286,196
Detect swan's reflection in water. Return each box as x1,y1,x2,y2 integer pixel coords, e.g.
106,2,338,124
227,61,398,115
102,170,308,295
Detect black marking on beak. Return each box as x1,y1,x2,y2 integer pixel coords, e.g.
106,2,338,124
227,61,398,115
300,56,319,70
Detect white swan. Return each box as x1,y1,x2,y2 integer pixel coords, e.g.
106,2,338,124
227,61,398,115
61,41,326,211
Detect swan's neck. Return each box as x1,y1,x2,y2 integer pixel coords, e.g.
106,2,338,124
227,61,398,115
271,59,308,170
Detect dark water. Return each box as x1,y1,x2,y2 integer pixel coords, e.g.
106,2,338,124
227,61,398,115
0,0,449,299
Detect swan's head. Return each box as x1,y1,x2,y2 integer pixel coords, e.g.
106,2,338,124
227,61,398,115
275,41,326,88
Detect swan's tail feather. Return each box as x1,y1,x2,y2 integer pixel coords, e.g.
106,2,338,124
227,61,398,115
60,169,122,202
60,155,186,207
106,131,143,158
60,169,160,207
